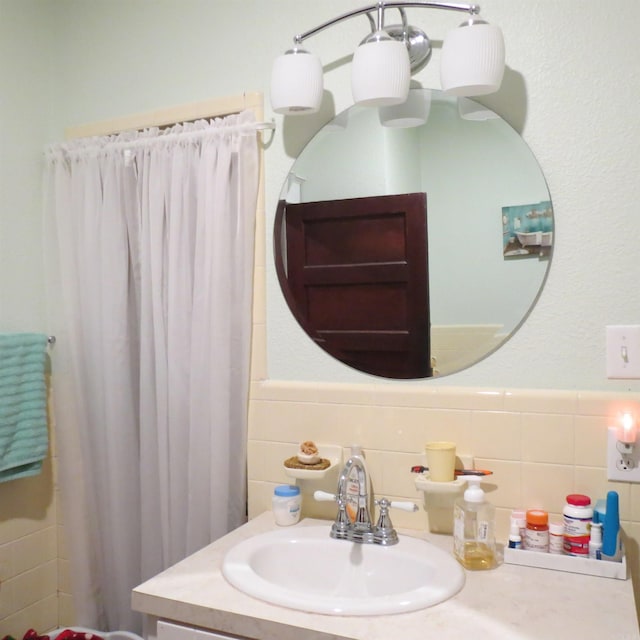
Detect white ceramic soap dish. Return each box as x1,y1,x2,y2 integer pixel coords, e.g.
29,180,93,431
283,444,342,480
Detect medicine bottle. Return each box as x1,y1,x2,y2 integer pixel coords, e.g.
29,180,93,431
510,509,526,545
508,523,522,549
549,522,564,554
272,484,301,526
563,494,593,556
525,509,549,552
589,522,603,559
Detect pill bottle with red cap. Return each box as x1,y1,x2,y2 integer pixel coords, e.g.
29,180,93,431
524,509,549,552
563,494,593,556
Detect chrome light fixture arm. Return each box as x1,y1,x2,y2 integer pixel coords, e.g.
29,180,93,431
292,1,480,46
270,0,503,116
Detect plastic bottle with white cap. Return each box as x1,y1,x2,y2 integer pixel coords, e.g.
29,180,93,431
589,522,603,560
453,476,496,570
272,484,301,526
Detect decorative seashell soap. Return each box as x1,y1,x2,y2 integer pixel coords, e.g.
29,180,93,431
297,440,320,465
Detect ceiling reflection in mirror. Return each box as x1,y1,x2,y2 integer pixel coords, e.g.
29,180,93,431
274,89,553,379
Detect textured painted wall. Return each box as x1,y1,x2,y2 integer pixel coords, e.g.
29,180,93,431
45,0,640,394
0,0,52,330
0,2,59,633
264,0,640,391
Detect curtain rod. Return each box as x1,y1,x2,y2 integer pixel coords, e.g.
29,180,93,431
46,116,275,160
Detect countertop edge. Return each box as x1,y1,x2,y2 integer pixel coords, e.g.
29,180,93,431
131,591,348,640
132,513,640,640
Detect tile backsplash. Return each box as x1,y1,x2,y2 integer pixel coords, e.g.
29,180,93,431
0,386,59,635
247,381,640,617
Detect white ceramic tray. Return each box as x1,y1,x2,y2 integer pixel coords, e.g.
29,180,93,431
503,546,627,580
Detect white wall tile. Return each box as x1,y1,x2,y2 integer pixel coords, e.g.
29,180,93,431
574,415,608,467
522,413,574,464
470,411,522,460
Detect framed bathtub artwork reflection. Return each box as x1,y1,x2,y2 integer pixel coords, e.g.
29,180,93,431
502,201,553,258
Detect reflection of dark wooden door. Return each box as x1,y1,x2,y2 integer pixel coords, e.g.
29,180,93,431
281,193,431,379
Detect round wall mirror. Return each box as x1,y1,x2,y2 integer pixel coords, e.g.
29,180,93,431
274,89,553,379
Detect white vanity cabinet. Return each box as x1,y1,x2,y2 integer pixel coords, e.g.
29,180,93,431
157,621,243,640
133,513,640,640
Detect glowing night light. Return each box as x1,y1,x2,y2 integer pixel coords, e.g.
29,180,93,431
619,412,638,444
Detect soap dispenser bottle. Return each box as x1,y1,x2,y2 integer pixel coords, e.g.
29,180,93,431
453,475,496,570
344,445,373,525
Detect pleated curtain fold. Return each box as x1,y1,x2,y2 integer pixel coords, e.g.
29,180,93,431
43,111,259,632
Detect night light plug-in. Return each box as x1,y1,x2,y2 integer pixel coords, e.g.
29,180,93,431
607,412,640,482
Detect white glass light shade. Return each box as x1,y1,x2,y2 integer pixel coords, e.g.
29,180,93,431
270,49,323,115
457,97,500,121
440,22,505,96
379,88,431,128
351,37,411,107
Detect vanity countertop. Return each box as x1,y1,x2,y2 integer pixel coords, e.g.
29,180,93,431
132,513,639,640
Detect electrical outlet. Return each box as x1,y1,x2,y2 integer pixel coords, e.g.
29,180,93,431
607,427,640,482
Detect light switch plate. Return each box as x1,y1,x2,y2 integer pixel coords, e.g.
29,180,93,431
607,427,640,482
606,325,640,379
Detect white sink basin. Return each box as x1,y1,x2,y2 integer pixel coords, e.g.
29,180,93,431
222,524,465,616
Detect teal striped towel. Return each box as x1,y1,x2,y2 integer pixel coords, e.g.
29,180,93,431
0,333,49,482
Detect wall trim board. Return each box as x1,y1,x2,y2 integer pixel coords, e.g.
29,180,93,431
65,91,263,139
249,379,639,418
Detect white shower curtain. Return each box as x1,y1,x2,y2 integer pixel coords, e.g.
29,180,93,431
43,111,259,632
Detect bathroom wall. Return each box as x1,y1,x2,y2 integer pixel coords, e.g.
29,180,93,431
0,413,59,635
1,0,640,631
43,4,640,392
264,1,640,391
0,1,60,635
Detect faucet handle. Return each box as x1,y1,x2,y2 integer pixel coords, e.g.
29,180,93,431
373,498,418,545
313,490,337,502
386,500,419,513
315,491,351,539
373,498,398,545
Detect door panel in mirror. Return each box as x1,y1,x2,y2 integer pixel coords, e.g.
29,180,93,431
278,193,431,378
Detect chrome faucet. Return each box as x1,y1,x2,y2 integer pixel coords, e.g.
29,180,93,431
333,452,374,542
315,448,418,546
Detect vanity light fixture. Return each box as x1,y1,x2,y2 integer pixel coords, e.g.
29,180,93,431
270,1,505,116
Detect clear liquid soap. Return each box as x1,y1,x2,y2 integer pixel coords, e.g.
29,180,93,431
453,475,496,570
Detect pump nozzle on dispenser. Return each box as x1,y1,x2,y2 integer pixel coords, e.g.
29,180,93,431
463,475,484,501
